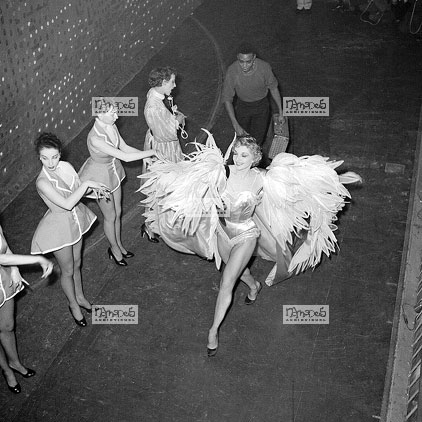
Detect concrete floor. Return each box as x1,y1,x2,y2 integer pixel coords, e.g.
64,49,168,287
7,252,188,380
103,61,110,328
1,1,422,421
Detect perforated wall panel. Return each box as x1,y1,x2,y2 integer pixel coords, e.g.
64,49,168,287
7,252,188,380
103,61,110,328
0,0,202,212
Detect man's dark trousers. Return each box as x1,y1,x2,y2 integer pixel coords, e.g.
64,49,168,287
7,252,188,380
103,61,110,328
235,97,271,146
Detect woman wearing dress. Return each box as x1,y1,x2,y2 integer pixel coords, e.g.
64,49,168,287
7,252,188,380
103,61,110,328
31,132,110,327
142,66,186,242
79,103,156,265
0,225,53,394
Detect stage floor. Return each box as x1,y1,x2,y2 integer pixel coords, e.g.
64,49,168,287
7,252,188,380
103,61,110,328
1,1,422,421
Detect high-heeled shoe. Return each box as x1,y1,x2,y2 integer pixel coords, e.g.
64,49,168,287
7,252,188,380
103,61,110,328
245,281,262,305
9,366,36,378
207,331,218,357
207,346,218,357
107,247,128,266
68,307,87,327
78,304,92,314
122,251,135,258
141,223,159,244
2,371,21,394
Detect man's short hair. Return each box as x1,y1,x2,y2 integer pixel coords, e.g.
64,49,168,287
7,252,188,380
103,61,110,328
237,43,255,55
148,67,177,88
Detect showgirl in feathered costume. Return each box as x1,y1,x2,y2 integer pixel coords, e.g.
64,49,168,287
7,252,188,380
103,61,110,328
138,130,361,356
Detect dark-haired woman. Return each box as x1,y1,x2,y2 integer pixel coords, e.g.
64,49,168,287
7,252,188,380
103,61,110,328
79,104,157,263
0,225,53,394
31,132,110,327
142,66,186,242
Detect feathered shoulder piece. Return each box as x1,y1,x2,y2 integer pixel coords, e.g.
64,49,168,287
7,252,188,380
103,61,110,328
138,129,228,235
260,152,362,274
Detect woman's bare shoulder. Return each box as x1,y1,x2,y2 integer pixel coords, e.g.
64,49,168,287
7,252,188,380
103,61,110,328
59,161,76,173
253,167,266,175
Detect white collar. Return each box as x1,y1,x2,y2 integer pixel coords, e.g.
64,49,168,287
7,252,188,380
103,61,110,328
95,118,114,130
150,88,165,100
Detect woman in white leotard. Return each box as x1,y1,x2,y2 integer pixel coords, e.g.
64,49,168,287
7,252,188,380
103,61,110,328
139,130,361,357
207,136,264,356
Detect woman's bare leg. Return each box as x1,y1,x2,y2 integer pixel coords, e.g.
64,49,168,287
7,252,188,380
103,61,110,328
54,245,83,321
0,299,24,386
208,239,257,349
218,235,260,302
111,187,127,254
97,193,123,260
71,239,91,310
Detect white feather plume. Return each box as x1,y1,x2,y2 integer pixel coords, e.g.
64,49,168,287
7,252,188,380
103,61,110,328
262,153,360,274
138,129,226,236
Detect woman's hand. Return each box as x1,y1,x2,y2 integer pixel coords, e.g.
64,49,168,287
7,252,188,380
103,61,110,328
144,150,160,167
175,111,186,126
10,267,23,291
38,256,54,279
234,123,248,137
276,113,286,125
86,181,111,200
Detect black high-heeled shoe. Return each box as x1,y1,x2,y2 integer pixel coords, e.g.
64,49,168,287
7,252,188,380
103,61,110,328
122,251,135,258
9,366,36,378
2,371,21,394
207,347,218,357
207,332,218,357
78,304,93,314
107,247,128,266
68,307,87,327
245,281,262,305
141,223,159,244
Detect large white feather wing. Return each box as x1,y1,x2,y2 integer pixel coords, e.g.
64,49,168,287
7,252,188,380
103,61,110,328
260,153,360,274
138,129,226,248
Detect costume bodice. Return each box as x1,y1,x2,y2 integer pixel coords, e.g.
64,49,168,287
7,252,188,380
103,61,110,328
221,167,262,222
218,168,263,242
222,190,259,224
87,121,120,163
218,189,260,242
37,162,80,213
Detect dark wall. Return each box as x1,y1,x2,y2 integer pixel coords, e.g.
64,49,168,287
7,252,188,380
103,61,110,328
0,0,202,212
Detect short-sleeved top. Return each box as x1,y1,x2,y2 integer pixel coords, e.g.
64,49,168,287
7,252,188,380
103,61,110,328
221,58,278,103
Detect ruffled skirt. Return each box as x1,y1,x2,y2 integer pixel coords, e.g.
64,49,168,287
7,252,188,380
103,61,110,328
31,203,96,254
0,266,24,307
79,157,126,193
